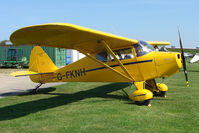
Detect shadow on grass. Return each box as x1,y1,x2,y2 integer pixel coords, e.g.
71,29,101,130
0,87,56,97
19,87,57,96
0,83,129,121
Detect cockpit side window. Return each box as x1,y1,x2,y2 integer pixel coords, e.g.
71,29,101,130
112,48,134,60
95,48,134,62
96,52,108,62
133,41,155,57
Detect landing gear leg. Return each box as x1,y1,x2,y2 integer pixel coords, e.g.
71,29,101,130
145,79,168,98
128,82,134,88
31,83,43,94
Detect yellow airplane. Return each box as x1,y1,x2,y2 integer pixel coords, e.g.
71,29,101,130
10,23,189,106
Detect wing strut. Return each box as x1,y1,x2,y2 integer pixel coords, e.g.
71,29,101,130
75,47,133,82
99,40,135,81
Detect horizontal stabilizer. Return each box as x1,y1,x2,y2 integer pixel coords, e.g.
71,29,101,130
11,71,54,77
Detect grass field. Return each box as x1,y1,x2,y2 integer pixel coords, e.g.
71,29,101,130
0,61,199,133
167,48,199,55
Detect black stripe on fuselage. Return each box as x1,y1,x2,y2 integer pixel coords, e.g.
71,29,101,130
86,59,152,73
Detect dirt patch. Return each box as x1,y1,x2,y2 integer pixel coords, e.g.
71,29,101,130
0,69,26,74
0,69,63,98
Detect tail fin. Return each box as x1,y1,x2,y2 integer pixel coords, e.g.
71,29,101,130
11,46,58,83
29,46,57,73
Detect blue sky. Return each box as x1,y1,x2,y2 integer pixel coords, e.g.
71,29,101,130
0,0,198,48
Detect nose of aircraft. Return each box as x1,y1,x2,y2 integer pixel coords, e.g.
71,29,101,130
155,52,182,78
176,53,182,69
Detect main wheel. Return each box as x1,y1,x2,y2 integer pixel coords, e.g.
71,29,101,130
153,91,166,97
159,91,166,97
135,99,151,106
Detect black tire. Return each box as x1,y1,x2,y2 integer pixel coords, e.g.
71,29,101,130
135,99,150,106
159,91,166,97
153,91,166,97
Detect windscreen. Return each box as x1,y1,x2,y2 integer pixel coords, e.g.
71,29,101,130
133,41,155,57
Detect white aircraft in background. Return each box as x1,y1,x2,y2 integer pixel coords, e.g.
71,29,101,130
190,53,199,63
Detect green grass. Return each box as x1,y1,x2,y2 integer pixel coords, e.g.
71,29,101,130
167,48,199,55
0,62,199,133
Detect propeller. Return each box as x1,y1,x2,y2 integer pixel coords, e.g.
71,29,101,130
178,28,190,87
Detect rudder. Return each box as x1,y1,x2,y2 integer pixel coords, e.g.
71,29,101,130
29,46,58,83
29,46,58,73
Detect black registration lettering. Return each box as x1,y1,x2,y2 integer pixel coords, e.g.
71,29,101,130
63,68,86,79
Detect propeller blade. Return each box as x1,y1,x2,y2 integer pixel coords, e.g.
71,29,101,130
178,28,190,87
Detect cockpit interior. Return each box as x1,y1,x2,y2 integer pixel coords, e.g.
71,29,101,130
96,41,155,62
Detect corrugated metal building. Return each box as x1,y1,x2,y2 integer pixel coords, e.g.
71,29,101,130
0,41,66,67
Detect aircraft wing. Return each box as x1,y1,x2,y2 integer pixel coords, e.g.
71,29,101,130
146,41,171,46
10,23,138,54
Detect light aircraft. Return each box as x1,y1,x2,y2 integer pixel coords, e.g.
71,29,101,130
184,52,194,58
190,53,199,63
10,23,189,106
